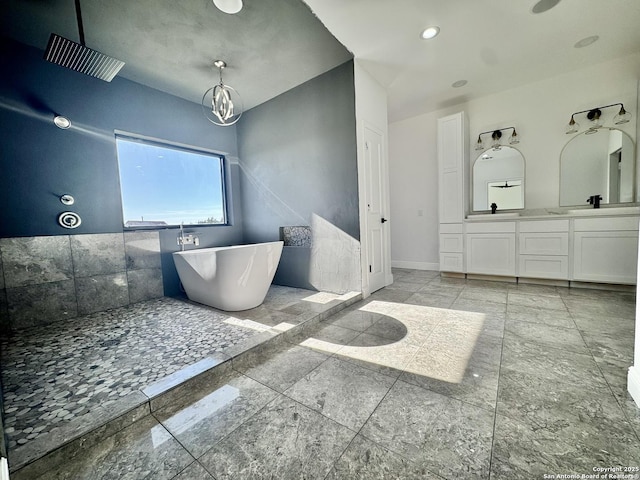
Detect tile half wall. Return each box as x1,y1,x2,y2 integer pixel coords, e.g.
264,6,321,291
0,232,164,332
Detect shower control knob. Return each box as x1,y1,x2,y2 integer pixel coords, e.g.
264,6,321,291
58,212,82,229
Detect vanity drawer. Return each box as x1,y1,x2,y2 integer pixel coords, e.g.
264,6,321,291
519,220,569,233
440,253,463,272
440,234,463,253
440,223,463,234
518,255,568,279
465,222,516,234
574,216,640,232
519,232,568,255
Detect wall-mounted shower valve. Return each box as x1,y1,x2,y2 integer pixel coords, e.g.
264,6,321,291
58,212,81,229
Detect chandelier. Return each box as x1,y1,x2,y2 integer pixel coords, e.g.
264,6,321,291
201,60,243,126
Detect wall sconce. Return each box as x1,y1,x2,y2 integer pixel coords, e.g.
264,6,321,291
565,103,631,134
475,127,519,151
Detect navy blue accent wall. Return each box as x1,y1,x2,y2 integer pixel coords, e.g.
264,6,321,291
237,61,359,242
0,36,239,238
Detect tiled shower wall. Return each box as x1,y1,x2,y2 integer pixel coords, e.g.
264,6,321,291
0,231,164,332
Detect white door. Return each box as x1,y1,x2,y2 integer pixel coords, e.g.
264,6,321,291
364,126,387,292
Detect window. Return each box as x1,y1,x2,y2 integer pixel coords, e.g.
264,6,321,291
116,135,227,228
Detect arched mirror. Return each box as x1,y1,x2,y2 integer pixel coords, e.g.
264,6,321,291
472,146,525,211
560,128,635,207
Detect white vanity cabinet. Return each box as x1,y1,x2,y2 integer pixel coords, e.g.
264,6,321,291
437,111,468,273
455,214,638,284
518,220,569,280
436,113,639,285
572,216,639,284
440,224,464,272
465,222,516,276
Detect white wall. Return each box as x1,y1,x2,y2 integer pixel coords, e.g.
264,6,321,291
388,53,640,268
388,111,439,269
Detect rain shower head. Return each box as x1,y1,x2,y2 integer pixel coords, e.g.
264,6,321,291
43,0,124,82
44,34,125,82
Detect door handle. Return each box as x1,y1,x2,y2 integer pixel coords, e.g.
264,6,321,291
381,217,388,223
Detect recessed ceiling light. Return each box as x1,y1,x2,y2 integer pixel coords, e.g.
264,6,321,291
574,35,599,48
53,115,71,129
531,0,561,14
212,0,243,14
420,26,440,40
452,80,468,88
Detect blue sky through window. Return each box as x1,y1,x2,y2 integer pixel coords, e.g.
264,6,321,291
116,137,226,226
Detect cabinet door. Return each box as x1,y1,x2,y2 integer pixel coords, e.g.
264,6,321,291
440,234,463,253
437,112,465,223
466,234,516,276
573,231,639,283
440,170,462,223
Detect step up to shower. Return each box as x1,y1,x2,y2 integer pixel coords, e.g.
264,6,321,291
7,291,361,479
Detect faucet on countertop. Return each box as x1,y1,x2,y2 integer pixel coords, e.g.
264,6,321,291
587,195,602,209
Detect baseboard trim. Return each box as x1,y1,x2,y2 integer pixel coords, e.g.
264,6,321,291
391,261,439,271
466,273,517,284
628,366,640,408
518,277,569,287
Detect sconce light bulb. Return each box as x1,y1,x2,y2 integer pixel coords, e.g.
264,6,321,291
475,136,484,151
586,108,603,129
490,130,502,149
509,130,520,145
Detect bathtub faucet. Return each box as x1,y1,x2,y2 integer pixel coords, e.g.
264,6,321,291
177,223,199,250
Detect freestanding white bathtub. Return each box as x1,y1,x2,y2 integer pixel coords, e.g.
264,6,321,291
172,241,284,311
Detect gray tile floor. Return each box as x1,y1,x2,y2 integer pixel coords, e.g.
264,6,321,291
9,269,640,479
0,285,345,455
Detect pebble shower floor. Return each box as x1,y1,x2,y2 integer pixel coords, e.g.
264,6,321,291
0,297,257,450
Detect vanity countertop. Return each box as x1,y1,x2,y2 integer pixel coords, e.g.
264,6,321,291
466,205,640,221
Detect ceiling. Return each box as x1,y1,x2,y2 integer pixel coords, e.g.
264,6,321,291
2,0,640,123
0,0,352,112
305,0,640,122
